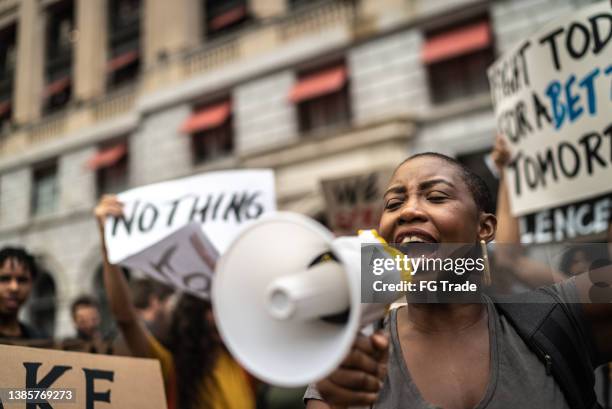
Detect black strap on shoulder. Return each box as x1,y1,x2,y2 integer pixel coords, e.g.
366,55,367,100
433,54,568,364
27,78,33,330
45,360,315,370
493,289,601,409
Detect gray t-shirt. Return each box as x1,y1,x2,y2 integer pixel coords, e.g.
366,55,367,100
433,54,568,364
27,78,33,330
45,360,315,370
305,279,592,408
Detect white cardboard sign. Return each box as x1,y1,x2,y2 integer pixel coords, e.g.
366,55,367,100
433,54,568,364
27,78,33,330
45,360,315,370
104,170,276,298
488,3,612,216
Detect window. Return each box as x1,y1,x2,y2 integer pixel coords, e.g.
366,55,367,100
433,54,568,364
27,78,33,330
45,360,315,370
97,154,128,196
32,162,59,217
87,142,129,196
192,121,233,164
0,24,16,129
43,0,74,114
423,17,494,104
204,0,249,38
180,100,233,165
107,0,141,89
290,63,351,134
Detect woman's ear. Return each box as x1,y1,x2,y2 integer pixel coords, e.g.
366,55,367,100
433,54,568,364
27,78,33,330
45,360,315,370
479,212,497,243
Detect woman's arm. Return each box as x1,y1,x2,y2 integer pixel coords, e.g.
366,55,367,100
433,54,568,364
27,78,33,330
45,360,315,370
94,195,153,358
492,137,520,244
491,136,567,285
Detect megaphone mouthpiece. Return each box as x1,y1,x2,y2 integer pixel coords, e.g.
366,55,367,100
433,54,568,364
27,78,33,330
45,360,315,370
266,261,350,321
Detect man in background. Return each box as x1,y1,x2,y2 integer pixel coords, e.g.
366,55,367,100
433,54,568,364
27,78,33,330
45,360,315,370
71,295,103,342
0,246,45,340
111,278,174,356
131,278,174,342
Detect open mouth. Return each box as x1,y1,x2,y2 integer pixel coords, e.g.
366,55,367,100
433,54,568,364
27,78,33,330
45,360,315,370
393,232,440,257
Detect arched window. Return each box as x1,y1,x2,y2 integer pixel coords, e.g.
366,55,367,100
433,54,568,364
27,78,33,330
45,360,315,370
24,270,57,338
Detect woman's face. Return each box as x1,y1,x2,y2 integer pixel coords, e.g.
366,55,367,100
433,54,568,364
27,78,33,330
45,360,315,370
378,156,495,246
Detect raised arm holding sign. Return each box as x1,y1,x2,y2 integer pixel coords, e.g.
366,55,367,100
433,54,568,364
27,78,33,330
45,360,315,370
93,170,275,409
95,195,258,409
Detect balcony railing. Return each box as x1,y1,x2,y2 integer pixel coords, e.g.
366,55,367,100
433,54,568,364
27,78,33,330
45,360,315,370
183,36,240,76
29,110,69,145
183,0,355,78
278,0,356,41
92,85,137,122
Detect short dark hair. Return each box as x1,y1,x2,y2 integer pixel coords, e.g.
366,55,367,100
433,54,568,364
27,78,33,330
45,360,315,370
130,278,173,309
397,152,494,214
71,295,100,317
0,246,39,279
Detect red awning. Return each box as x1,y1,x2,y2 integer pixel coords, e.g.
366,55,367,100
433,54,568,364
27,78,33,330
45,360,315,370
180,101,231,134
289,66,347,103
87,143,127,170
107,50,139,73
44,77,71,99
422,21,491,64
209,5,247,31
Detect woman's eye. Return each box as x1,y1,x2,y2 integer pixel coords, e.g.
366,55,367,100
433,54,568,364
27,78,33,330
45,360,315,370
428,195,447,202
385,199,402,210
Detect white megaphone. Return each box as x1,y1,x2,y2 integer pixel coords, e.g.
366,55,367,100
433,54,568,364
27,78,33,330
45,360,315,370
212,212,403,387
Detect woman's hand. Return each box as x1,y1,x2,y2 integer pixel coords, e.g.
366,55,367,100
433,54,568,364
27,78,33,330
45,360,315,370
315,332,389,408
491,135,511,175
93,194,124,258
94,194,124,230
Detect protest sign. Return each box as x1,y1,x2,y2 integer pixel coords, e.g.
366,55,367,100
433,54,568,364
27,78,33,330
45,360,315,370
321,169,393,236
520,191,612,243
0,343,166,409
104,170,275,298
488,2,612,215
120,222,218,299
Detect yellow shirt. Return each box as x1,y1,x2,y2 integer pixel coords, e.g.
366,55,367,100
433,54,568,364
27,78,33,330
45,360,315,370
148,335,256,409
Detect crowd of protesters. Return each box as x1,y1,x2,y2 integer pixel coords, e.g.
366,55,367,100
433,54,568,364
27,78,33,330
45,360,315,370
1,136,611,409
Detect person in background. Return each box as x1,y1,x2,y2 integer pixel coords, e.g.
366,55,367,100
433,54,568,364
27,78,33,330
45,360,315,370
71,295,103,342
60,294,116,354
95,195,257,409
131,278,174,342
113,278,175,356
0,246,45,340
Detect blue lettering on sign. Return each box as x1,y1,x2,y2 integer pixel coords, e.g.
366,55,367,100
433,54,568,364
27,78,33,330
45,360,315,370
579,68,601,115
545,68,602,130
565,74,582,122
546,81,565,129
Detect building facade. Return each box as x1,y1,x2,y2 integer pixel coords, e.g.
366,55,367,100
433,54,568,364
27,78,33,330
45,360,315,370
0,0,599,336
